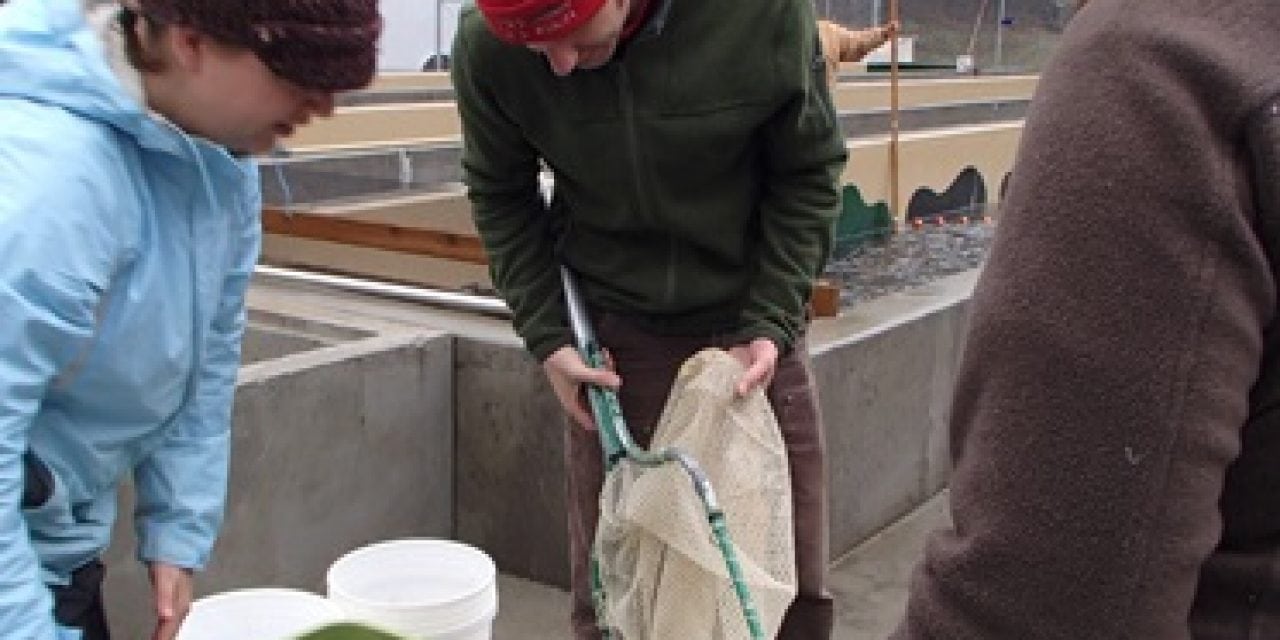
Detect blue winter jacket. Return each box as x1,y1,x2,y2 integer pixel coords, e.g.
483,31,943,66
0,0,262,636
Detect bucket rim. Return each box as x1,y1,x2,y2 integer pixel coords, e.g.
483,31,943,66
190,587,340,609
179,588,342,640
326,538,497,612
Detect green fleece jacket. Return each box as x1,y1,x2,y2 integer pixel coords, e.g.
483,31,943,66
451,0,847,361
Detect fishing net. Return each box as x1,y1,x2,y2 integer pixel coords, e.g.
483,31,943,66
594,349,797,639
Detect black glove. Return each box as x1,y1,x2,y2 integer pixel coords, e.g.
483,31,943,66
21,451,54,510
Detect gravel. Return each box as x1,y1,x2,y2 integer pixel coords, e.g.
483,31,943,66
460,220,997,310
823,220,996,308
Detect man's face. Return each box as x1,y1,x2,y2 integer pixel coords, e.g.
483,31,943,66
526,0,631,76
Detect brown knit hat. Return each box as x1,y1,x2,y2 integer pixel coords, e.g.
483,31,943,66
136,0,382,92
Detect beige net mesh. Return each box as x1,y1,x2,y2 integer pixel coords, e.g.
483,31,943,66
594,349,797,639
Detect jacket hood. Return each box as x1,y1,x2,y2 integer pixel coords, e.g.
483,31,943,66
0,0,182,154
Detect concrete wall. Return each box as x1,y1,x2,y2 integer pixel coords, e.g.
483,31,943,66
847,121,1024,214
102,328,453,639
831,75,1037,111
263,100,1023,207
453,337,570,587
259,123,1021,289
453,272,977,589
289,75,1037,152
813,289,971,555
368,72,454,91
93,268,975,632
263,146,464,205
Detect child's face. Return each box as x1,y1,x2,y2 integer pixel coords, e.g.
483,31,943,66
164,34,336,155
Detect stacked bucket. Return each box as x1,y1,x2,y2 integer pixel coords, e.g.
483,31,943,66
176,539,498,640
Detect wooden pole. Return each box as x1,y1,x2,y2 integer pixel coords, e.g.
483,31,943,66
889,0,901,220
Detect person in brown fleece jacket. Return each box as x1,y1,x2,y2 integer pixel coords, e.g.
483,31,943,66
892,0,1280,638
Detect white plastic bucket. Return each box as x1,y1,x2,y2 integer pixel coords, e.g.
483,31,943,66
176,588,343,640
327,539,498,640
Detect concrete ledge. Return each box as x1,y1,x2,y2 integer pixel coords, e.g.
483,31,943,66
262,99,1024,207
335,72,1036,109
261,144,463,206
841,98,1028,137
241,309,376,364
337,87,455,107
257,126,1022,249
831,75,1037,110
256,123,1018,292
293,75,1036,149
368,71,453,91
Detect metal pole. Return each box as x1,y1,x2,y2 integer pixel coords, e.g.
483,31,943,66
872,0,882,26
889,0,900,219
994,0,1007,69
434,0,443,70
253,265,512,318
967,0,992,59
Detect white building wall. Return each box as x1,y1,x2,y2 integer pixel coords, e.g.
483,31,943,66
377,0,464,71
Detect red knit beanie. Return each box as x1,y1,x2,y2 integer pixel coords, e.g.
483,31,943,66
136,0,382,91
476,0,608,44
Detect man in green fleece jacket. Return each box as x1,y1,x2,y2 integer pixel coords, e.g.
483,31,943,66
451,0,847,637
893,0,1280,638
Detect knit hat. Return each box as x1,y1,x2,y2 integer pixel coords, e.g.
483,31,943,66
476,0,608,44
136,0,382,91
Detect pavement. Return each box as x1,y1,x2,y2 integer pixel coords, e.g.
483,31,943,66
490,491,952,640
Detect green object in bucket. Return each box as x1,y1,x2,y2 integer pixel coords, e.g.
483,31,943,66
295,623,407,640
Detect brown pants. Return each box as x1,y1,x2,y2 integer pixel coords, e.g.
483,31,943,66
566,312,833,639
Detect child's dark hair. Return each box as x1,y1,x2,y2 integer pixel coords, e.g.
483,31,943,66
118,7,165,73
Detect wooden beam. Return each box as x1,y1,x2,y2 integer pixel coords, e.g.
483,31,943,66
262,207,489,265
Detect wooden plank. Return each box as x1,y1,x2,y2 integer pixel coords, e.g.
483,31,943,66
265,207,845,318
262,207,489,265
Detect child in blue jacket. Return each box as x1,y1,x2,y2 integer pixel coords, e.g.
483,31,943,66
0,0,380,637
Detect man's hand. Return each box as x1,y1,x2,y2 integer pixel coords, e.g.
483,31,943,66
148,562,193,640
727,338,779,397
543,345,621,431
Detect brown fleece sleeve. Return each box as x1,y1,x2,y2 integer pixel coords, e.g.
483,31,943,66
837,24,890,63
816,20,842,86
816,20,890,85
892,1,1278,639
